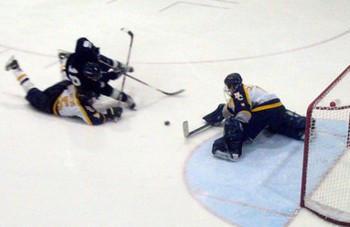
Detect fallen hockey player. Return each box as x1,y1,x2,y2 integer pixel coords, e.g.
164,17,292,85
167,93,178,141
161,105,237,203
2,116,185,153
5,56,122,125
204,73,306,161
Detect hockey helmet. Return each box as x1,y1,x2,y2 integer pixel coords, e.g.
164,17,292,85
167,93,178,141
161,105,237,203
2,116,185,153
75,37,100,56
224,73,243,93
83,62,102,81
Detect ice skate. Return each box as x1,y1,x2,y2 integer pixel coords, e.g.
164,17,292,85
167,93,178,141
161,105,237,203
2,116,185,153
126,95,136,110
58,51,71,62
58,51,71,80
5,56,20,71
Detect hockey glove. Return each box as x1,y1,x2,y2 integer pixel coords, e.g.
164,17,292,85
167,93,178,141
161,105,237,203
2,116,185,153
203,103,225,126
107,71,122,80
116,62,134,73
77,90,98,104
106,107,123,120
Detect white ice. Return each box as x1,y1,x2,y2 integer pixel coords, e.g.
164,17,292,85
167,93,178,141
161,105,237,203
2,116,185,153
0,1,349,226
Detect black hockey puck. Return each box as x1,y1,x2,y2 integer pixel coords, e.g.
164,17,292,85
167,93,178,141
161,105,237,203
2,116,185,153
164,121,170,126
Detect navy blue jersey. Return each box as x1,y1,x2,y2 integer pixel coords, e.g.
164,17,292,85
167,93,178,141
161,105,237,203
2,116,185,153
65,53,115,100
224,84,283,123
228,85,252,114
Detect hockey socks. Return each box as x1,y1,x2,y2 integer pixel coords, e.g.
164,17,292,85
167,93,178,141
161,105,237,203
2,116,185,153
5,57,35,93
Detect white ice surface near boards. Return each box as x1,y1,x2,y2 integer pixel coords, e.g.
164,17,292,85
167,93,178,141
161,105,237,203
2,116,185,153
0,1,349,226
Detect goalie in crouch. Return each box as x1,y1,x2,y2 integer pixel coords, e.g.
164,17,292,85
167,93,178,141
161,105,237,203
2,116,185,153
205,73,306,162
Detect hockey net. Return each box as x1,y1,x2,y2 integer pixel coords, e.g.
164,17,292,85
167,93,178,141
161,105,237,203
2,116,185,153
300,65,350,225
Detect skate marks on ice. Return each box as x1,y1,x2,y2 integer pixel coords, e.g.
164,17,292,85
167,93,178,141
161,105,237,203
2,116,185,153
184,131,304,227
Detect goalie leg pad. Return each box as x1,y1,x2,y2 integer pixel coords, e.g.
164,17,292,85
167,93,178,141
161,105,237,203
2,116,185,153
212,136,226,155
273,109,306,140
212,136,240,162
224,117,245,142
224,117,244,157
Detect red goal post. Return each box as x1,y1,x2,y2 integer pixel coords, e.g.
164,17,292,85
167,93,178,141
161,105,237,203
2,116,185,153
300,65,350,225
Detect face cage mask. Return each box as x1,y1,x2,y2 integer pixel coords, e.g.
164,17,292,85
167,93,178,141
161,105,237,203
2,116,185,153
85,72,102,81
224,84,239,97
223,85,234,103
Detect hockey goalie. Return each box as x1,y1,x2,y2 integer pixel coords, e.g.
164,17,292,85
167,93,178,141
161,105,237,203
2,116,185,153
205,73,306,162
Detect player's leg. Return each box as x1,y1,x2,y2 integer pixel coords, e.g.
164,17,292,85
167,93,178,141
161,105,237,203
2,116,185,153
108,87,136,110
212,117,244,161
224,117,244,157
5,56,35,93
33,81,74,114
214,107,286,161
268,109,306,140
58,51,71,80
5,56,70,114
25,88,53,113
243,106,286,141
4,57,51,113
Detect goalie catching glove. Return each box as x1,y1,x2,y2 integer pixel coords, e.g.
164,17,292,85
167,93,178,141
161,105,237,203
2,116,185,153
203,103,225,126
105,106,123,121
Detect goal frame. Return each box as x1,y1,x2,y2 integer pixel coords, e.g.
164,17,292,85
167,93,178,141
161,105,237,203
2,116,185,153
300,65,350,226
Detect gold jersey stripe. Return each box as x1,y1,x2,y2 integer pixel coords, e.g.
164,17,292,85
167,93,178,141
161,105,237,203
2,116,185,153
52,97,60,115
74,95,93,125
251,102,283,112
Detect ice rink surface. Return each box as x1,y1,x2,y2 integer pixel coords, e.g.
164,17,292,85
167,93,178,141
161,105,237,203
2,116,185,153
0,1,349,226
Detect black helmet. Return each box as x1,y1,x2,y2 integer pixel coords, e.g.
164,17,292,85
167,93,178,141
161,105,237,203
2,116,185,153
224,73,242,91
83,62,102,81
75,37,100,55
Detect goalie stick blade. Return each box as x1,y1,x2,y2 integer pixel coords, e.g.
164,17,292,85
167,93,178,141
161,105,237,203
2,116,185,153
183,122,212,138
183,121,190,137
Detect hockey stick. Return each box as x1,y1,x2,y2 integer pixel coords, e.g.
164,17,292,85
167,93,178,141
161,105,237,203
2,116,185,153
123,73,185,96
98,60,185,96
118,28,134,102
121,27,134,61
183,121,211,138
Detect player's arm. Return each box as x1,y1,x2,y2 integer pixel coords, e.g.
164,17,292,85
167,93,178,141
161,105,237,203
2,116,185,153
223,99,235,118
235,110,251,124
76,101,123,125
99,54,134,74
202,103,226,125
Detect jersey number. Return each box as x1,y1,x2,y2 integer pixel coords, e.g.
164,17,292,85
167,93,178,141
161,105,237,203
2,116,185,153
57,93,77,111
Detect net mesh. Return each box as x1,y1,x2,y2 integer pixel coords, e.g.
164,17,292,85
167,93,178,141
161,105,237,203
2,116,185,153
302,66,350,224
